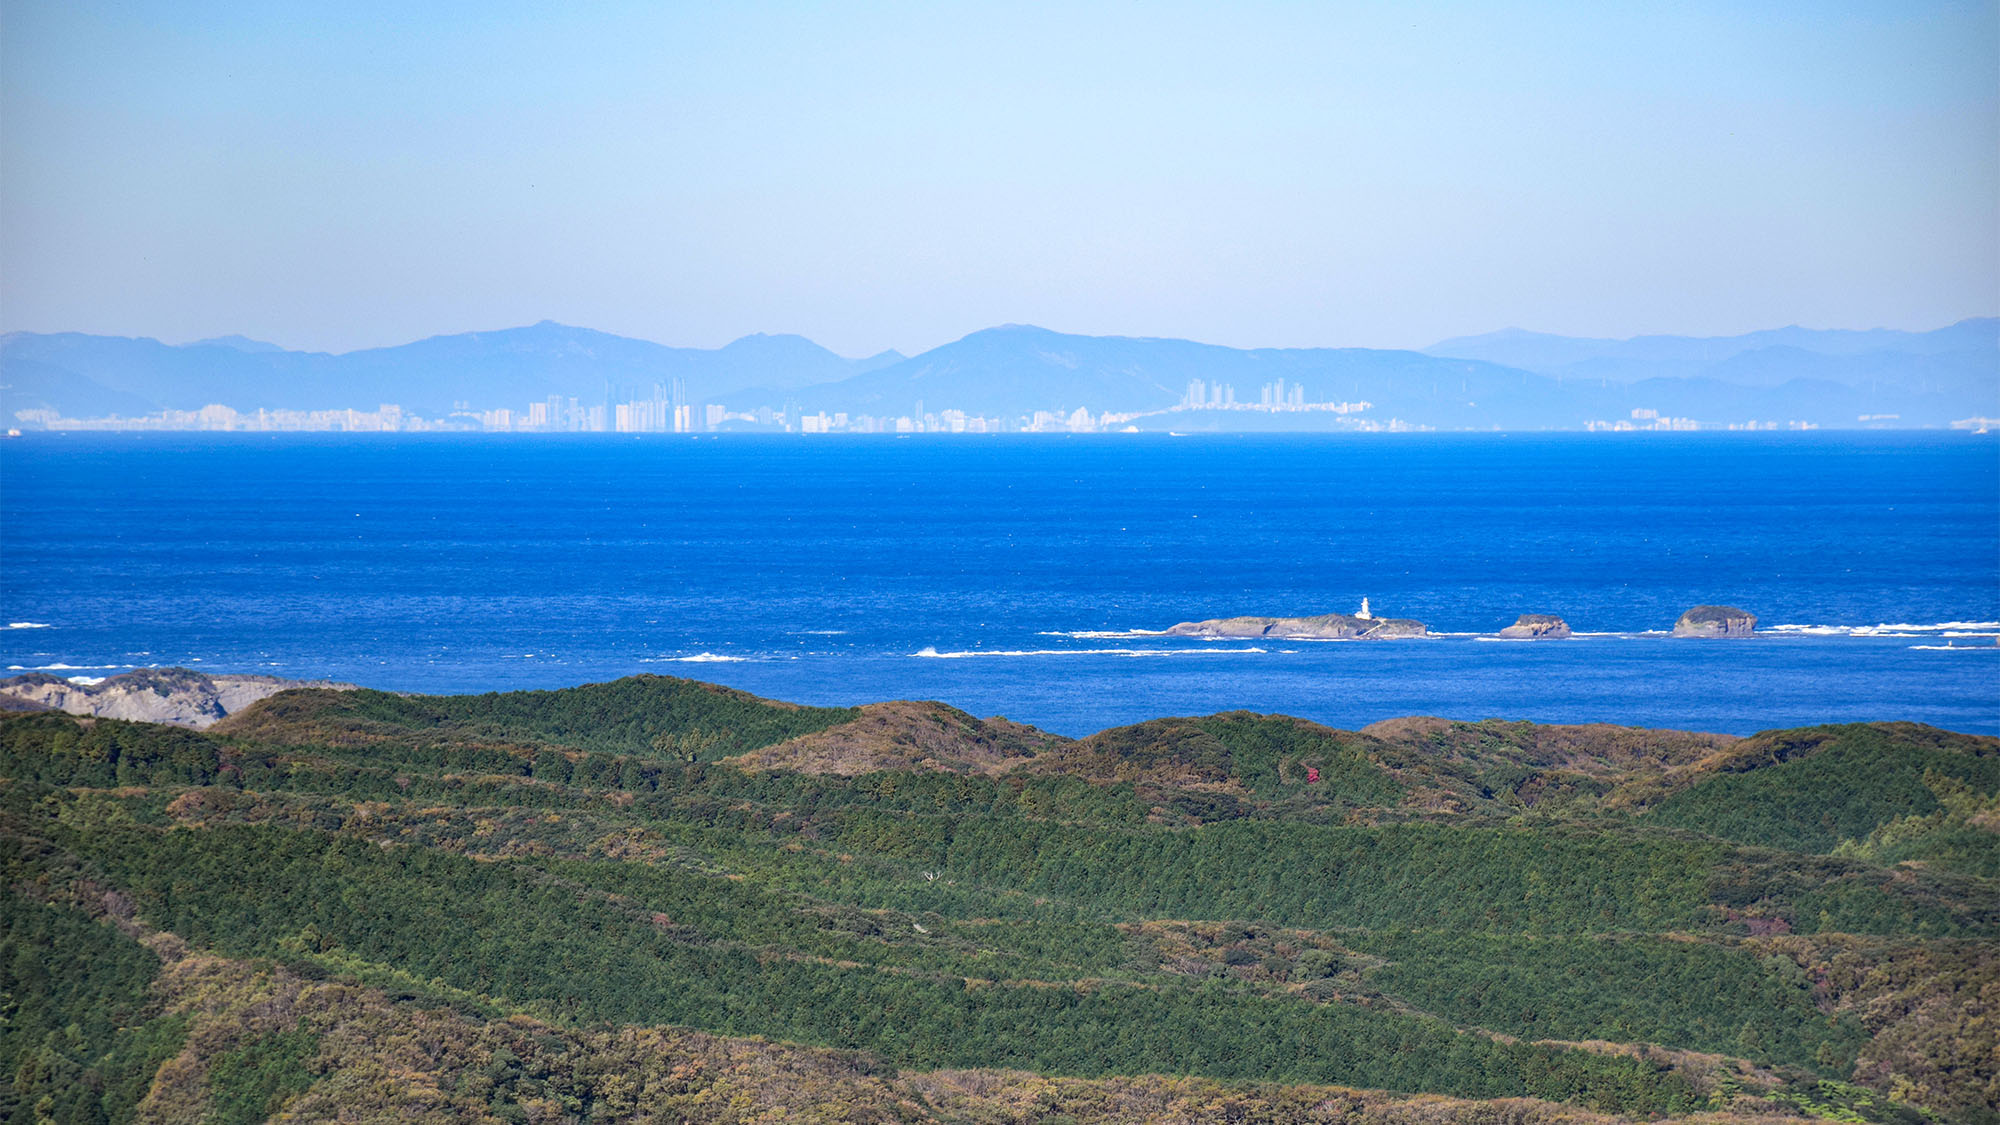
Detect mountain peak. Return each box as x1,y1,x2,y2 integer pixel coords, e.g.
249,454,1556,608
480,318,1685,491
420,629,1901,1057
958,323,1064,344
188,334,284,353
721,332,835,356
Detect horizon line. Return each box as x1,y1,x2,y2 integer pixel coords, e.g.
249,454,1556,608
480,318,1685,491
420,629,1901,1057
4,313,1995,362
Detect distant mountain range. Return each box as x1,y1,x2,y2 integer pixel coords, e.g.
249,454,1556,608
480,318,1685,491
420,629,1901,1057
1427,319,1994,375
3,317,1993,430
0,322,903,420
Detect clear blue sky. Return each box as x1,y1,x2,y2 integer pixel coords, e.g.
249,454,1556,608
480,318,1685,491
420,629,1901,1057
2,1,1994,356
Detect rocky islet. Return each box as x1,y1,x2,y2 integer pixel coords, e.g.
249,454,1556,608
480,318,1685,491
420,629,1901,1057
1165,605,1754,639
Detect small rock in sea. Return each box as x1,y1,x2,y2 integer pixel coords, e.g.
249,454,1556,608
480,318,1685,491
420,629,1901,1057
1672,605,1757,637
1497,614,1571,639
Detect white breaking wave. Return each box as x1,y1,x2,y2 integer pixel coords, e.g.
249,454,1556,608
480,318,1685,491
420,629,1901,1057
1910,643,1999,651
670,653,747,663
1294,634,1438,642
1035,629,1168,639
11,663,127,671
915,646,1267,659
1768,621,2000,637
5,622,53,629
65,675,106,685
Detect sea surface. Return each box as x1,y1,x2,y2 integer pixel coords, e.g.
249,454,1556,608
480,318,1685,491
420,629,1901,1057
2,431,1996,736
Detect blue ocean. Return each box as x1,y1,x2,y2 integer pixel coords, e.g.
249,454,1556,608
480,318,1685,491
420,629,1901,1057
2,432,1995,735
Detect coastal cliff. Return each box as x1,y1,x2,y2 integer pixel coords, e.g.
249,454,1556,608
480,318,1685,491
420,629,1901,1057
0,667,357,728
1165,612,1428,639
1673,605,1757,637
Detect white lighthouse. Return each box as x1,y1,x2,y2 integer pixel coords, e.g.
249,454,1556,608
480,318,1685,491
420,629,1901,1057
1357,598,1373,620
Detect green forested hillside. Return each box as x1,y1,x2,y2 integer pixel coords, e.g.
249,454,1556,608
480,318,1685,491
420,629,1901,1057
211,675,859,758
3,676,1995,1124
1639,724,2000,860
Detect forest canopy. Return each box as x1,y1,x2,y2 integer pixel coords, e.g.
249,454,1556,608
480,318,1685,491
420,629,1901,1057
4,676,1995,1124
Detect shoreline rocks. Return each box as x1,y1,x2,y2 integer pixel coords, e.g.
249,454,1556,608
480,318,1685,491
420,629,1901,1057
0,667,358,728
1673,605,1757,637
1498,614,1571,639
1165,613,1428,639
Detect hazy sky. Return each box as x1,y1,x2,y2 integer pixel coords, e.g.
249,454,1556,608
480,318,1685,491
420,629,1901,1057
3,2,1995,357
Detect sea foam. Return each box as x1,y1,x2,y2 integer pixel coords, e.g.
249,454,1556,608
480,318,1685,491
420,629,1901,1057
915,646,1266,659
1768,621,2000,637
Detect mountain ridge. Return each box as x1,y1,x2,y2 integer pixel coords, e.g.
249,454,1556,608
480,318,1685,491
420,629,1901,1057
4,316,1993,429
1424,317,1997,393
0,321,888,418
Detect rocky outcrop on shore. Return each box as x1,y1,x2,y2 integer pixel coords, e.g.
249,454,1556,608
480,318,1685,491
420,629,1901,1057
1164,613,1428,639
1498,614,1571,639
0,667,358,728
1673,605,1757,637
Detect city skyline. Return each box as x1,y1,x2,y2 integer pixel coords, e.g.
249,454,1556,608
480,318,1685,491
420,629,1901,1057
14,391,1851,437
8,313,1992,434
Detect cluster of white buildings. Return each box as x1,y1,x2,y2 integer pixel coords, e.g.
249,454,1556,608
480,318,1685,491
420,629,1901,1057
494,394,1093,433
1584,408,1820,432
18,401,1103,434
23,399,1832,435
20,381,1380,434
1179,379,1370,415
15,404,427,432
514,384,695,433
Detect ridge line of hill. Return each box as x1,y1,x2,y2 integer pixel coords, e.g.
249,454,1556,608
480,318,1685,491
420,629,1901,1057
6,316,1993,428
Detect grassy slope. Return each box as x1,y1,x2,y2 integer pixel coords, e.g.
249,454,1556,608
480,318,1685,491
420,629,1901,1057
3,676,1995,1124
212,675,859,759
723,699,1069,775
1635,724,2000,859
